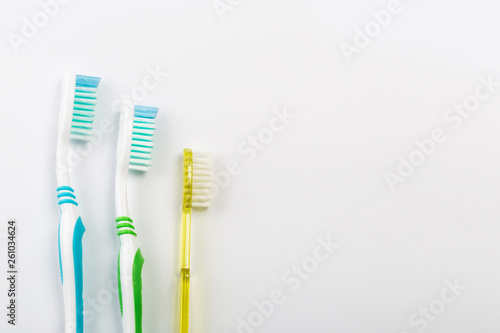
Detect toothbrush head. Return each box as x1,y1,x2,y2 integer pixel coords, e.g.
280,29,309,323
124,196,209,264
183,149,213,210
129,105,159,171
70,75,101,141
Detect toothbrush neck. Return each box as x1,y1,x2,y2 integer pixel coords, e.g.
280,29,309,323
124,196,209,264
115,158,130,217
56,118,71,187
56,71,76,188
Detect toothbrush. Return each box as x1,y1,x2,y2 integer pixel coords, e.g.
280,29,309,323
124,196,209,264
115,105,159,333
179,149,213,333
56,71,101,333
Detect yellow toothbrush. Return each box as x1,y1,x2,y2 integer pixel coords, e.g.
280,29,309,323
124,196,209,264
180,149,213,333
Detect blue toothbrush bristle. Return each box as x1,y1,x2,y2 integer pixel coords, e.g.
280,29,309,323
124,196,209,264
75,75,101,88
70,74,101,141
129,105,159,171
134,105,159,119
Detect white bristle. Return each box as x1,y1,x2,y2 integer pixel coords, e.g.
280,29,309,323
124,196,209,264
75,86,97,93
74,97,97,105
129,113,158,171
70,86,98,141
191,152,213,208
132,146,153,154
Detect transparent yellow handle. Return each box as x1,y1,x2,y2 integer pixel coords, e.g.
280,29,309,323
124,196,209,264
180,211,191,333
180,268,190,333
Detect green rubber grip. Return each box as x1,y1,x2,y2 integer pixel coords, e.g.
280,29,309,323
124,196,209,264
133,249,144,333
117,248,144,333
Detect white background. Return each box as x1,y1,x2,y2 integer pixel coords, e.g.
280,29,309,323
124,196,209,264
1,0,500,332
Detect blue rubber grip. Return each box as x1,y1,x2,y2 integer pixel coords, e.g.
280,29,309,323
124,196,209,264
73,217,85,333
58,218,63,284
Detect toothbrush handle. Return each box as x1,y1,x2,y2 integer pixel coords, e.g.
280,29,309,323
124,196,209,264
179,211,192,333
57,188,85,333
180,268,191,333
116,217,144,333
